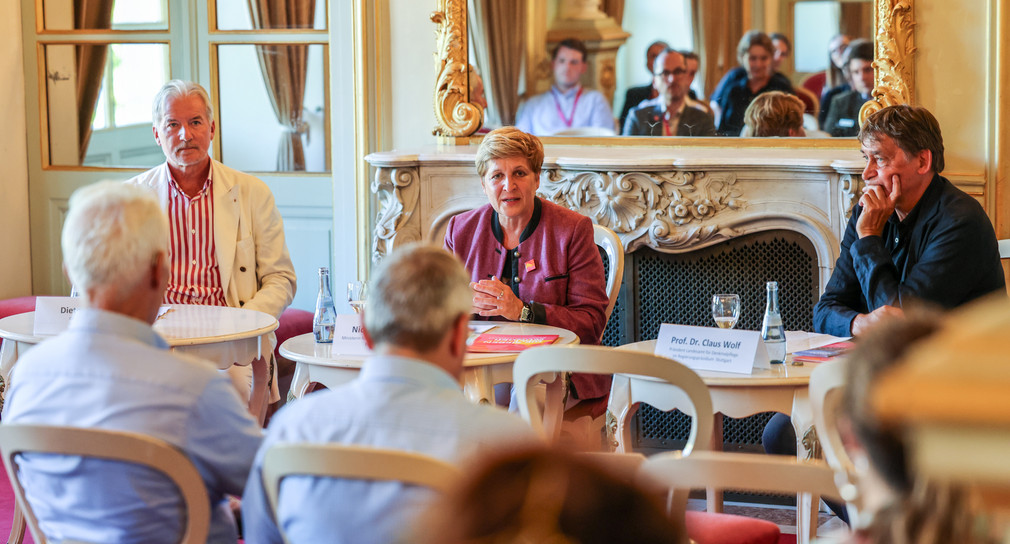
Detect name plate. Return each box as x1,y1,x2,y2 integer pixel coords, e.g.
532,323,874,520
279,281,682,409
331,314,370,356
34,296,83,336
654,324,771,374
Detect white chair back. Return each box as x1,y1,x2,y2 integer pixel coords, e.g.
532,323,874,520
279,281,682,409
513,345,713,452
809,358,862,523
638,450,842,544
593,224,625,331
261,443,461,544
0,424,210,544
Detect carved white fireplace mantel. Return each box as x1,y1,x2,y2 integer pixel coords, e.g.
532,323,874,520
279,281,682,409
365,144,866,292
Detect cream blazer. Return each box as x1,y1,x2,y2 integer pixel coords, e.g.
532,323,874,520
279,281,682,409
127,160,297,323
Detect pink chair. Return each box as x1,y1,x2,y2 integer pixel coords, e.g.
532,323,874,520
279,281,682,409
0,297,37,544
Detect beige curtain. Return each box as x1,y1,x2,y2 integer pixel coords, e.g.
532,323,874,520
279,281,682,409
691,0,746,100
601,0,625,25
468,0,526,127
74,0,115,164
247,0,315,171
839,3,873,40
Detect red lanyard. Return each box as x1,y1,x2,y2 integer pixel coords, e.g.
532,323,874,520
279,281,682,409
551,87,583,128
662,116,672,136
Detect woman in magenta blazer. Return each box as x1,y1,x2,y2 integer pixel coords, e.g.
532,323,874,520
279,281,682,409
444,127,610,403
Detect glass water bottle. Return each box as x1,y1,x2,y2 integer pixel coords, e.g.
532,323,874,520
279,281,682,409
313,267,337,343
761,281,787,364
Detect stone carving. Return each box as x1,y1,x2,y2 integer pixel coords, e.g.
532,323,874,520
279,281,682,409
371,167,420,264
540,169,746,252
840,174,864,221
861,0,916,123
431,0,482,138
802,425,823,461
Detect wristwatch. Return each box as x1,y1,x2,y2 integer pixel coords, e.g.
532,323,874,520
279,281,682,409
519,302,534,323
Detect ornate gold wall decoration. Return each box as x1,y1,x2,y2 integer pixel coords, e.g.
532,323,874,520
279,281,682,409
860,0,916,123
539,169,745,252
371,167,420,264
431,0,483,138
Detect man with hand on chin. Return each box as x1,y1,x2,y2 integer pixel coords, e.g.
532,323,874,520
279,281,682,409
813,105,1004,337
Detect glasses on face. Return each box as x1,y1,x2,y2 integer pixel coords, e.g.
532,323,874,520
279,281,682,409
654,68,686,79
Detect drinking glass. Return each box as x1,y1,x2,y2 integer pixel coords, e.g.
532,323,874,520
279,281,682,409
347,281,368,314
711,294,741,329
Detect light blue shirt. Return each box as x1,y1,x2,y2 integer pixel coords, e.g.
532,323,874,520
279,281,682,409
515,85,615,136
241,354,536,544
2,308,263,544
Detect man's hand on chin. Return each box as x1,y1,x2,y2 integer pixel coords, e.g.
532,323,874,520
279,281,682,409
851,305,904,337
856,174,902,238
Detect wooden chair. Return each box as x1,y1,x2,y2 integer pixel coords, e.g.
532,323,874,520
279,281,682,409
592,224,625,332
0,424,210,544
513,345,713,452
262,443,460,544
809,359,861,524
638,450,843,544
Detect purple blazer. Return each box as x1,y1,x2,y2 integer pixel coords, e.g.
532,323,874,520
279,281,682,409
445,198,610,399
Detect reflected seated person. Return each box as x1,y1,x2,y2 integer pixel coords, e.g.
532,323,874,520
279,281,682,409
710,30,794,136
623,48,716,137
127,80,297,409
444,127,610,416
823,39,875,138
741,91,805,137
515,38,615,136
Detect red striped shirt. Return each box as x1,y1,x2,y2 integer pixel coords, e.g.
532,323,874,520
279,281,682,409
164,175,227,307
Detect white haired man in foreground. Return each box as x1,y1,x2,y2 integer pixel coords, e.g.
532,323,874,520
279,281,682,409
3,182,263,543
242,244,535,544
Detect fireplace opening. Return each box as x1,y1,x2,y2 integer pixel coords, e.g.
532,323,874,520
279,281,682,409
600,229,820,504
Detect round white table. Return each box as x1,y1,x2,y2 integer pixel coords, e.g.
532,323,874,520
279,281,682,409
0,305,278,409
280,321,579,405
616,339,822,543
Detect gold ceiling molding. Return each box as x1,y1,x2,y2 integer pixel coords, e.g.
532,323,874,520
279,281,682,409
431,0,483,141
435,1,916,142
860,0,916,124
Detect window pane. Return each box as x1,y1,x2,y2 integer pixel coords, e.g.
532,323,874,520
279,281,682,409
217,43,329,172
43,0,168,31
216,0,326,31
44,43,169,167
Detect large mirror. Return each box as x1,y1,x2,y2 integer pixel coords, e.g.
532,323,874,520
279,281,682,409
432,0,915,144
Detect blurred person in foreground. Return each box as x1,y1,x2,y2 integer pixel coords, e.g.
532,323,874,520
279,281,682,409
444,127,609,417
3,182,262,544
241,244,535,544
710,30,795,136
742,90,805,137
623,48,716,137
416,446,681,544
833,310,992,543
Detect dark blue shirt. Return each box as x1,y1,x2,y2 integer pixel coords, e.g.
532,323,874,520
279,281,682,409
710,67,794,136
813,174,1006,336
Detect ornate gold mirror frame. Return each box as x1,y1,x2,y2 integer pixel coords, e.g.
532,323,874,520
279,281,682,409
431,0,915,143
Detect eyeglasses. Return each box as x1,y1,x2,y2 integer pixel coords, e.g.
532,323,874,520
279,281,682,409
654,69,687,78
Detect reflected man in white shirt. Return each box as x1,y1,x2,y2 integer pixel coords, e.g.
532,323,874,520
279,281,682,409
242,244,535,544
515,38,614,136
